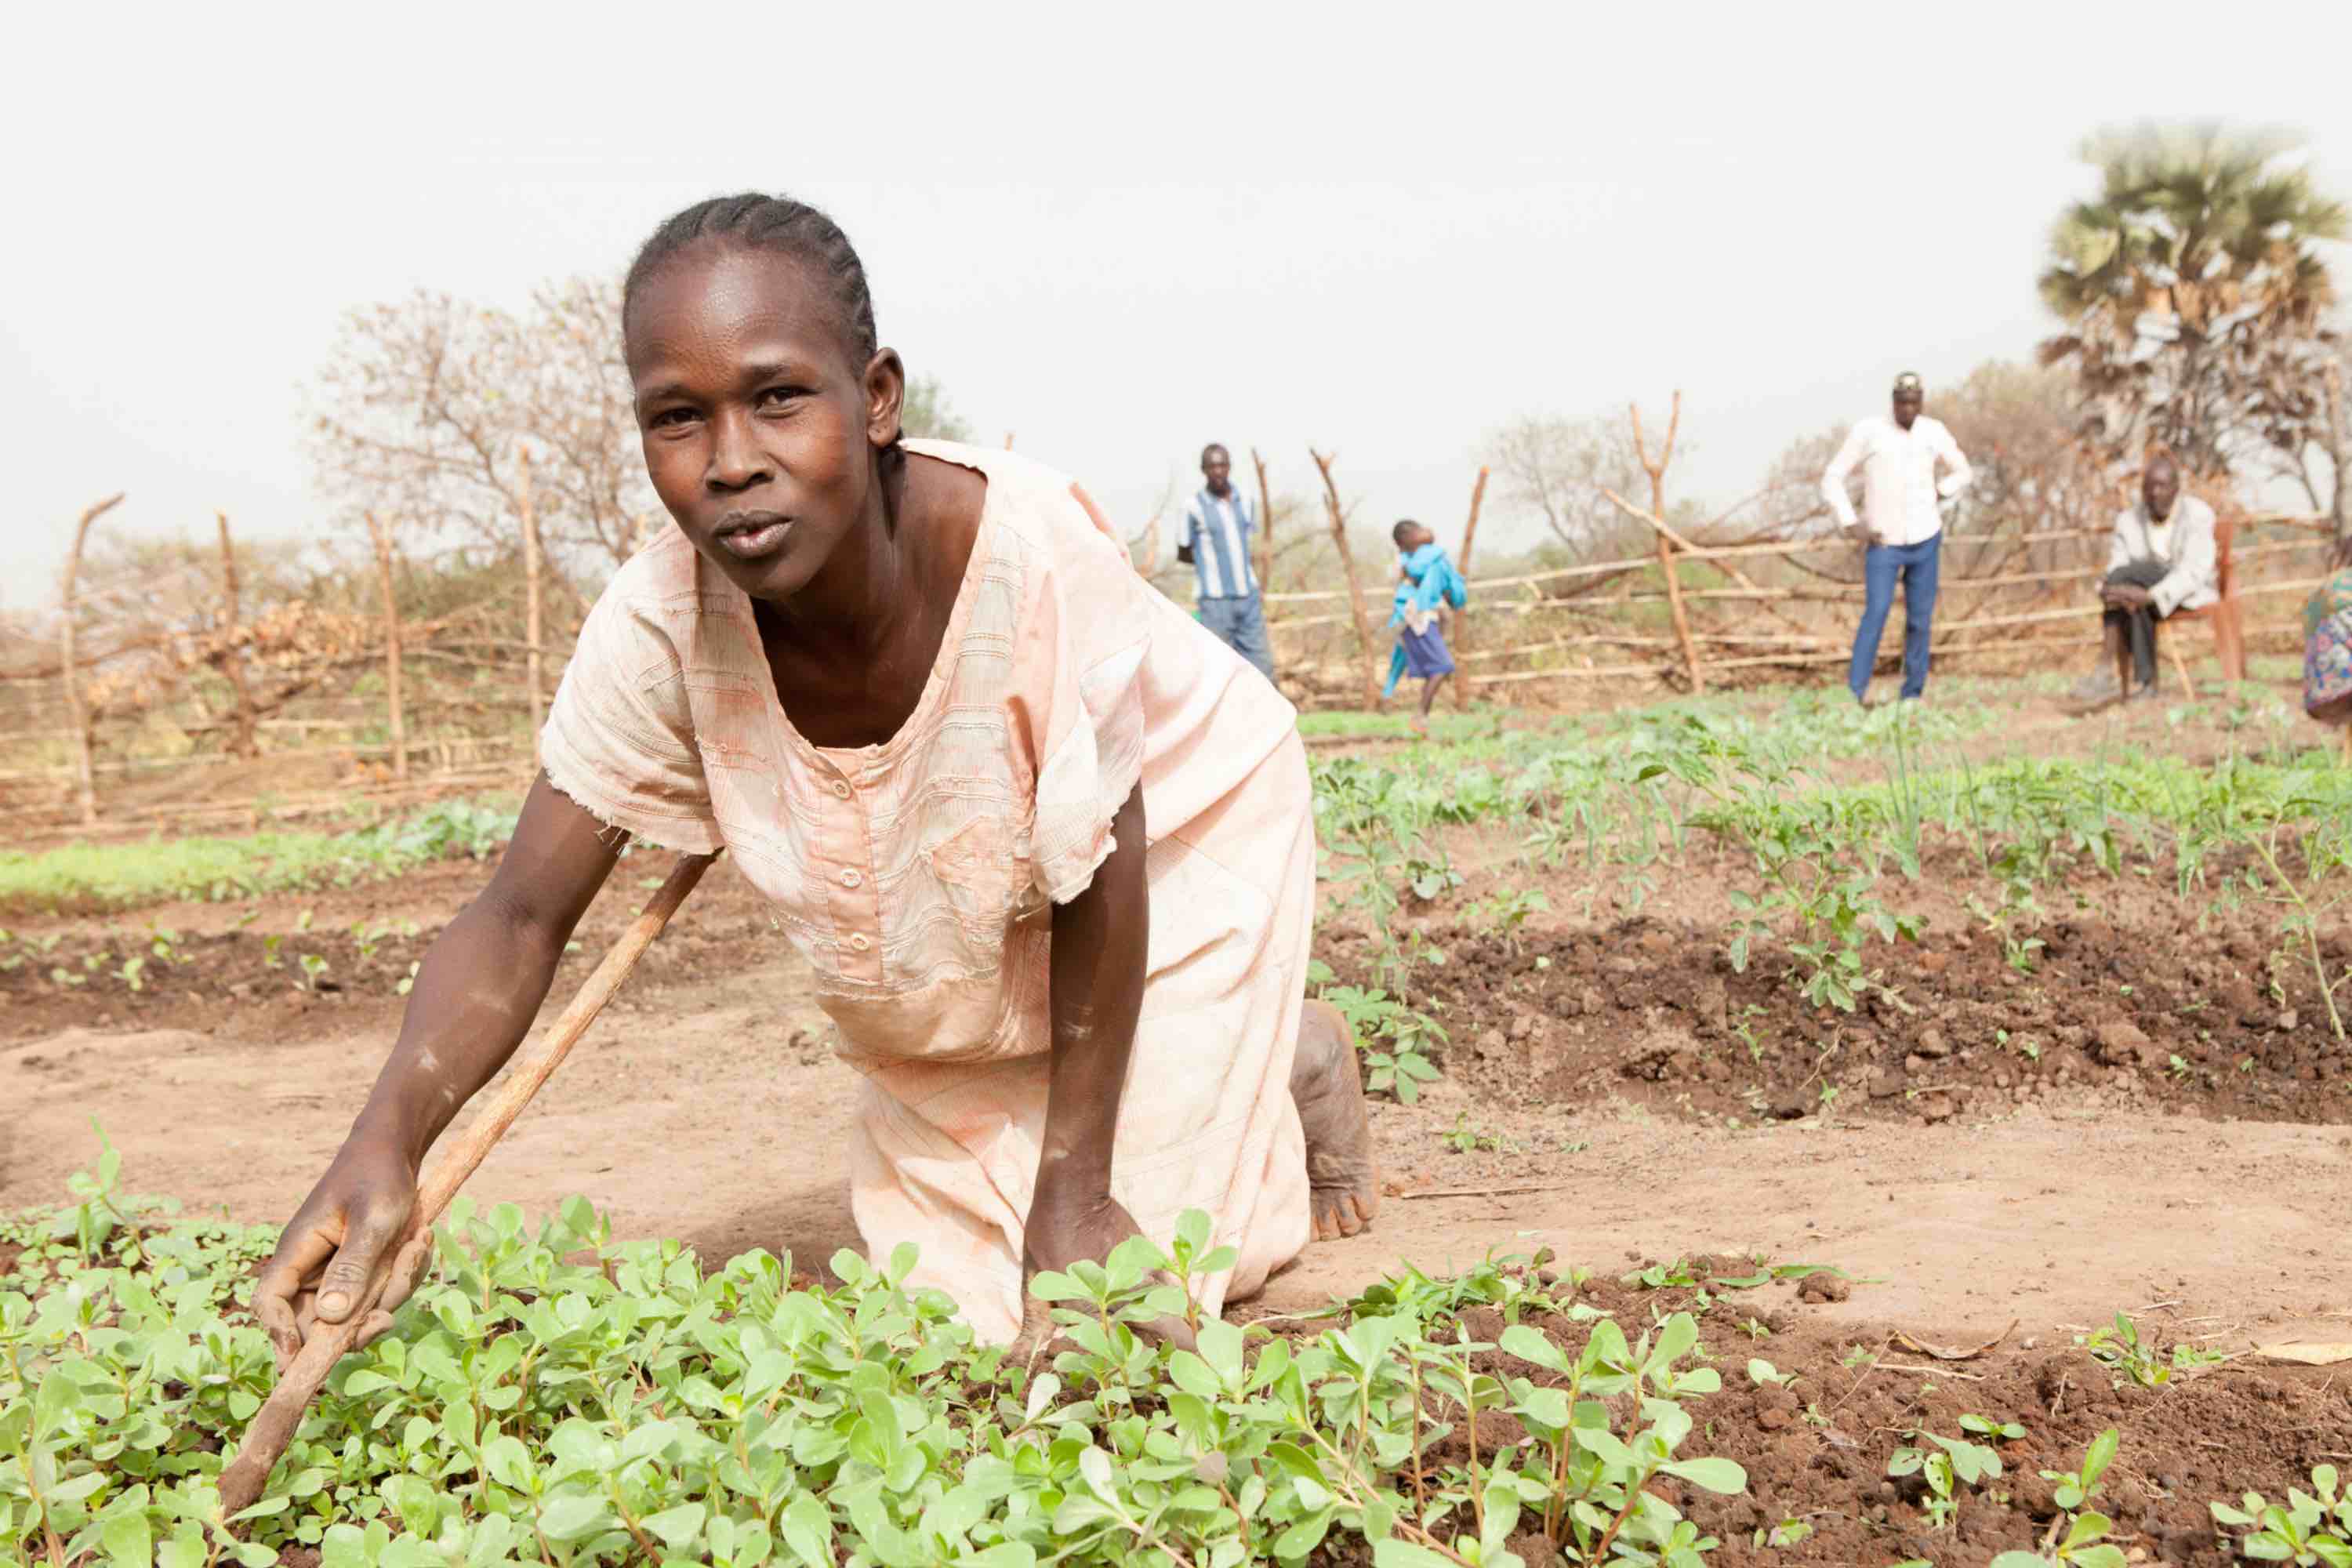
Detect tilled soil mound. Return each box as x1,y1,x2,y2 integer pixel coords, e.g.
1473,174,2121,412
1338,903,2352,1129
1262,1258,2352,1567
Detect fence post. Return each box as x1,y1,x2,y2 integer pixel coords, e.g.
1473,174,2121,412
521,446,545,767
1631,393,1703,692
1308,447,1382,710
58,492,126,826
1450,466,1490,709
212,512,261,759
361,511,408,782
1250,447,1274,591
2326,361,2350,544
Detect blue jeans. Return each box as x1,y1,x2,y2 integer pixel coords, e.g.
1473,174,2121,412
1849,535,1941,701
1198,594,1275,681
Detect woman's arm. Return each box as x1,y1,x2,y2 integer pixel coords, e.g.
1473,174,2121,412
1024,780,1151,1275
252,776,626,1365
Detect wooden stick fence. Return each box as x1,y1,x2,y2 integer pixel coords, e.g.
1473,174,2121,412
57,492,126,826
1307,447,1380,709
1628,392,1702,691
1450,466,1489,710
1258,498,2339,699
7,455,2343,837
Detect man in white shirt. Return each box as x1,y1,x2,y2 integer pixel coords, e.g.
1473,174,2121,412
2069,456,2218,707
1820,372,1974,704
1174,443,1275,680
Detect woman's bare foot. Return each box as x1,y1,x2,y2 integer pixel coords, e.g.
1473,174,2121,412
1292,999,1381,1240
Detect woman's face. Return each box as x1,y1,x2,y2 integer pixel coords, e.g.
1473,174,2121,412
626,241,903,602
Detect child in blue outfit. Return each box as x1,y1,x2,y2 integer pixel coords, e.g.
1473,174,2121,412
1384,520,1468,731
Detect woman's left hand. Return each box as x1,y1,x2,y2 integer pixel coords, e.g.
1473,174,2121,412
1011,1183,1197,1359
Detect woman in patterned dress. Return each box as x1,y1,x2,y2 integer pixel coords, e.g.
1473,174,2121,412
254,195,1378,1356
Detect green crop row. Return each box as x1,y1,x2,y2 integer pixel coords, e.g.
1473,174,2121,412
1312,701,2352,1034
3,1145,1744,1567
10,1151,2346,1566
0,800,520,916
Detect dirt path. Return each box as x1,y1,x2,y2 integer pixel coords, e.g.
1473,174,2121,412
9,953,2346,1357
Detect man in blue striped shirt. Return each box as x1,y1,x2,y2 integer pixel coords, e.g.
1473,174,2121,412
1174,443,1276,679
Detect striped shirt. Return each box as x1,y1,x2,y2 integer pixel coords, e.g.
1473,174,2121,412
1183,488,1259,601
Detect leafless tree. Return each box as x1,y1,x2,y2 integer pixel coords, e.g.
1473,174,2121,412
308,279,655,580
1481,412,1650,558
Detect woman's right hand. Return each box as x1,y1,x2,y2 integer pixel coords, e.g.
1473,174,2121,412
252,1134,426,1374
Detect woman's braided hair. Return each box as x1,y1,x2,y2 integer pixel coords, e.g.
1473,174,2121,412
623,194,878,365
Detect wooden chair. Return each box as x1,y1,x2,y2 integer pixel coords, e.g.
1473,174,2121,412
2163,514,2246,695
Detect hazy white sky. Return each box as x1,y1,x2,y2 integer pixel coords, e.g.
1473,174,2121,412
5,2,2349,608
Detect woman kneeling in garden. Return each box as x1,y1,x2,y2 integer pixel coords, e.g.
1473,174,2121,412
255,194,1377,1356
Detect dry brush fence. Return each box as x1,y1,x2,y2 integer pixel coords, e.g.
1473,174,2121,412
1258,506,2337,700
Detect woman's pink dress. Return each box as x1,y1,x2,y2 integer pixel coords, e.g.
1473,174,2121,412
540,439,1314,1341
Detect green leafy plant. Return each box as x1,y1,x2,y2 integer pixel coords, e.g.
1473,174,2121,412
1990,1428,2132,1566
1705,745,1926,1014
1438,1114,1510,1156
2,1142,1756,1568
2076,1312,2219,1390
1751,1516,1813,1549
2079,1312,2169,1388
1402,842,1463,905
1465,887,1549,953
1322,985,1446,1105
1366,1044,1442,1106
2211,1461,2352,1566
1888,1425,2003,1529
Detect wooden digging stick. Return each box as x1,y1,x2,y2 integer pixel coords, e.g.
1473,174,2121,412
216,850,717,1518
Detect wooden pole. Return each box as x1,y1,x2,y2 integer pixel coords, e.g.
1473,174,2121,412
361,512,407,782
212,512,261,759
1307,448,1381,710
2325,360,2350,546
1450,466,1490,710
520,447,545,767
216,851,718,1519
58,492,125,826
1250,446,1274,591
1631,392,1702,692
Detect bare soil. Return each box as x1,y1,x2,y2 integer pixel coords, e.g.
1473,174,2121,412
1334,841,2352,1136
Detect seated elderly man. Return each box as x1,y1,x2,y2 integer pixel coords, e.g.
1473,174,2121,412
2070,456,2218,707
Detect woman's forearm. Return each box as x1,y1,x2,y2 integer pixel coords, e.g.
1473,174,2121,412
343,776,628,1168
1040,782,1150,1197
347,895,575,1168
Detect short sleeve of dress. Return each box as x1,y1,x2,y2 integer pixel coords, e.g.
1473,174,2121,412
539,581,723,856
1023,480,1152,904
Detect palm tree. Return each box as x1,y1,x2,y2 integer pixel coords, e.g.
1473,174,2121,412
2038,122,2347,481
